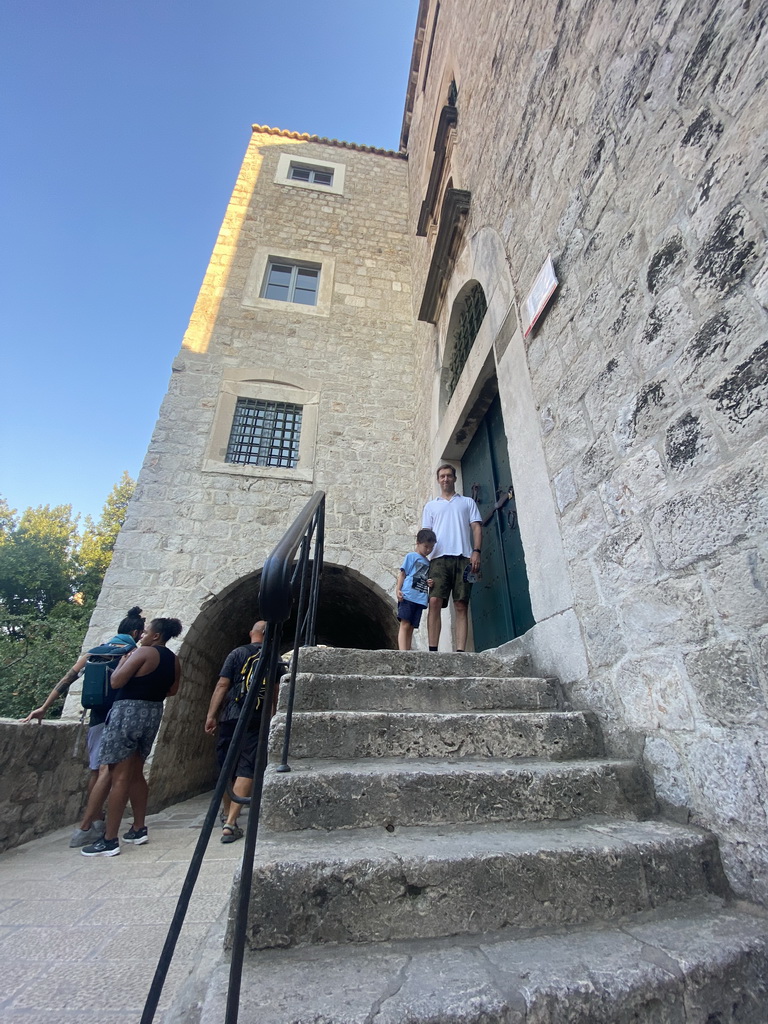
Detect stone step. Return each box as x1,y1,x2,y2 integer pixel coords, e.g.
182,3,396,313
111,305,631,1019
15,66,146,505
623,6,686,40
295,646,531,678
238,818,729,950
260,756,656,831
193,900,768,1024
279,672,564,712
269,709,603,761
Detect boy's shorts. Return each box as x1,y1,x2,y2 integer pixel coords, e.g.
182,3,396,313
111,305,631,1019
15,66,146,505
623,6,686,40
398,599,425,628
428,555,473,606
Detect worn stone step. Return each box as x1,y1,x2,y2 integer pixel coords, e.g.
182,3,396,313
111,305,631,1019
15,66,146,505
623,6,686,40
192,900,768,1024
279,673,564,713
269,709,603,761
239,818,729,950
260,756,656,832
295,646,531,678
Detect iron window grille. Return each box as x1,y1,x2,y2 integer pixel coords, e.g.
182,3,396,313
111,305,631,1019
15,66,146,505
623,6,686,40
225,399,303,468
288,164,334,187
446,284,487,400
262,261,320,305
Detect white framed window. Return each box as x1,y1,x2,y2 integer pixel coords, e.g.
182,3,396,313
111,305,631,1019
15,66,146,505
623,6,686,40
243,246,334,317
289,163,333,186
261,260,320,306
274,152,346,196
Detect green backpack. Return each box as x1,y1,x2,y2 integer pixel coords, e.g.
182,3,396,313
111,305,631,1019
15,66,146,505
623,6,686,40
81,641,135,710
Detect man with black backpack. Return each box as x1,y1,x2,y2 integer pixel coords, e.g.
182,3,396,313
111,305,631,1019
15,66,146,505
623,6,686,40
204,620,275,844
22,606,145,847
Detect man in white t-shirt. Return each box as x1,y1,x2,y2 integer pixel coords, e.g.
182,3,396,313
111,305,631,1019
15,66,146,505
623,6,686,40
421,464,482,651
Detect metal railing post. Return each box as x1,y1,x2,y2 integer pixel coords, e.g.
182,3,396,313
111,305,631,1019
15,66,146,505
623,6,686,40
140,491,325,1024
224,623,284,1024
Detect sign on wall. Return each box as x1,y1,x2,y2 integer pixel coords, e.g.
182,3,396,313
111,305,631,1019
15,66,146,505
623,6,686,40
522,255,558,337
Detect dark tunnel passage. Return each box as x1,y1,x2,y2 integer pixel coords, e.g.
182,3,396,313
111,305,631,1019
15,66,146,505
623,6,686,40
147,563,397,808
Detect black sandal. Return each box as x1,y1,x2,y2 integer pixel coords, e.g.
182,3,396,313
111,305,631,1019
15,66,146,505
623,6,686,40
220,823,243,844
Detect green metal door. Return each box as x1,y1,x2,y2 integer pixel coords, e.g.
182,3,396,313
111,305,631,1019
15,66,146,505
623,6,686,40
461,395,534,650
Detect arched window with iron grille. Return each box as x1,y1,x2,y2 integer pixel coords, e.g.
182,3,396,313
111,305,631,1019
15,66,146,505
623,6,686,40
443,282,487,402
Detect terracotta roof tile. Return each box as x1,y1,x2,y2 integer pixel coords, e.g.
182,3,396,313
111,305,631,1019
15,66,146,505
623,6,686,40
251,124,406,158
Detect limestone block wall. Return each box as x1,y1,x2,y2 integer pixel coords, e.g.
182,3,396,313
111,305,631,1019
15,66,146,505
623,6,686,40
406,0,768,901
69,130,422,807
0,720,89,852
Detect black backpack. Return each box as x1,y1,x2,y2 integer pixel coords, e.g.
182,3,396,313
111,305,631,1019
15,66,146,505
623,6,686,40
80,641,135,709
234,646,287,710
234,646,266,709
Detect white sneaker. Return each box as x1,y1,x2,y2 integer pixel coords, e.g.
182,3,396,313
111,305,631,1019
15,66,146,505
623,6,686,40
69,823,103,848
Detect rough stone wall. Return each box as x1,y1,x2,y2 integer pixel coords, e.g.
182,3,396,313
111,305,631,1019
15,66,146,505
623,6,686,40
68,132,421,806
406,0,767,901
0,720,89,852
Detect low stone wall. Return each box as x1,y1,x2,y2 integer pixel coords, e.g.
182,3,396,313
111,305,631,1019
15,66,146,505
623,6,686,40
0,719,90,854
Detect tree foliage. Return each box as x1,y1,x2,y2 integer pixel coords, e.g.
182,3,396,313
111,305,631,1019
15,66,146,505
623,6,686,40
77,472,136,602
0,474,136,718
0,608,90,719
0,504,78,618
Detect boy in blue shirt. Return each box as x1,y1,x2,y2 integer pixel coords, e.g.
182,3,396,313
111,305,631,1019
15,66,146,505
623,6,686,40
396,528,436,650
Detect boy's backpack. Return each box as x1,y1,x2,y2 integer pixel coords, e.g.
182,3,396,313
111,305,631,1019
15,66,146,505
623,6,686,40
81,641,135,710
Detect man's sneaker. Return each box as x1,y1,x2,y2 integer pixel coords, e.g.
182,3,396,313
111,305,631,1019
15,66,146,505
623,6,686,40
81,836,120,857
92,818,106,834
69,823,103,848
122,825,148,845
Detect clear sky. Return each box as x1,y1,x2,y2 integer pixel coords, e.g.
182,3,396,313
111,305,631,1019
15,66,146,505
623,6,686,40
0,0,418,524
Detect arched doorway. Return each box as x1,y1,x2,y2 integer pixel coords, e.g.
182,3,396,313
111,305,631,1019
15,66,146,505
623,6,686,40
146,563,396,809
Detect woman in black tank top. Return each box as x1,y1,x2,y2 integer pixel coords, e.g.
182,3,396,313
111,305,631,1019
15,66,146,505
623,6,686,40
114,644,177,702
80,618,183,856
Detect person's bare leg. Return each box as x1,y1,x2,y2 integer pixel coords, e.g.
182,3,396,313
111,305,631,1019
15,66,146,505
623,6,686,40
398,620,414,651
225,776,253,827
427,596,443,648
126,763,149,831
105,755,142,840
454,600,469,651
79,765,111,830
86,768,99,800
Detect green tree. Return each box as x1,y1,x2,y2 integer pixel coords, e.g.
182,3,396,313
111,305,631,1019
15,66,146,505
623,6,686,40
0,608,90,719
76,472,136,601
0,475,136,718
0,503,79,618
0,497,16,540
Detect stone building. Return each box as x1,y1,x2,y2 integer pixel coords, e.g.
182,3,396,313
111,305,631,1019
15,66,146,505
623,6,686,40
72,0,767,904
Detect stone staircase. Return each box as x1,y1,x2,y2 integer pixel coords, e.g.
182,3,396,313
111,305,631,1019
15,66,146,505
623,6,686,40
190,649,768,1023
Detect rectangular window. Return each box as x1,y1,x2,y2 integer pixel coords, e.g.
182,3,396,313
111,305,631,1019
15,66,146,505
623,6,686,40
225,399,303,468
288,163,334,186
262,260,320,305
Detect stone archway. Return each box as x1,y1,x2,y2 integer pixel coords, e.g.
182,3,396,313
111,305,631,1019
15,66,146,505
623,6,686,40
146,563,396,810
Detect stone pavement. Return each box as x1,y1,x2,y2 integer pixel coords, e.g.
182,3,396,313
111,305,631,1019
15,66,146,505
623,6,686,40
0,791,240,1022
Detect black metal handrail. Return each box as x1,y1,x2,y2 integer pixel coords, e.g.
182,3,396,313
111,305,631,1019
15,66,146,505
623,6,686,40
141,491,325,1024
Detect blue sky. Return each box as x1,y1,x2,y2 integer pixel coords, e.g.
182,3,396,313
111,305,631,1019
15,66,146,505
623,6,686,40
0,0,417,523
